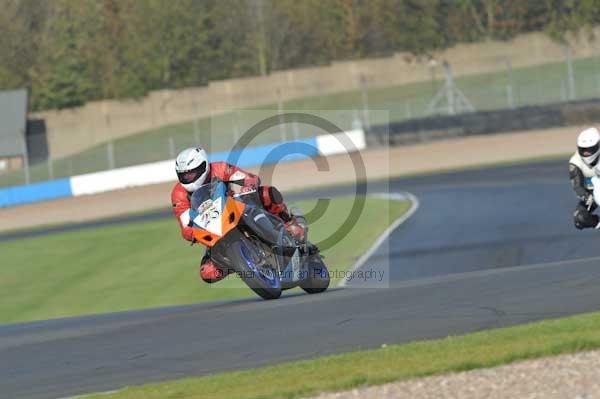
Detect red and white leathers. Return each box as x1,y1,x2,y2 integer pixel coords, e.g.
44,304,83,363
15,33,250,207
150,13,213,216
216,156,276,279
171,161,303,283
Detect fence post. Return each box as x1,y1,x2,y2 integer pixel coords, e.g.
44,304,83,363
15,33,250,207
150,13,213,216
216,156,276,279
233,110,241,146
506,85,515,109
505,58,515,109
444,65,455,115
277,88,287,142
564,45,576,101
192,98,200,140
428,59,438,98
168,136,176,159
291,115,300,140
359,74,371,130
20,129,30,184
107,141,115,169
352,111,363,130
47,158,54,180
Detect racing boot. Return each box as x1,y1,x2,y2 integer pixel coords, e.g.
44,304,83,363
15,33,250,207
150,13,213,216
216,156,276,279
283,212,307,243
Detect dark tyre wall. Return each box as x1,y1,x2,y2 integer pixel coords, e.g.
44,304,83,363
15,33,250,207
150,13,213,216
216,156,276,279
368,98,600,146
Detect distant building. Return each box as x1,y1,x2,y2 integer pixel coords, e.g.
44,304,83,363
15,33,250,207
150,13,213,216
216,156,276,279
0,89,28,172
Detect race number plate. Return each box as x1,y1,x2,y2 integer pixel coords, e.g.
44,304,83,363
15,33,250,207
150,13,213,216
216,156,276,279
193,197,223,236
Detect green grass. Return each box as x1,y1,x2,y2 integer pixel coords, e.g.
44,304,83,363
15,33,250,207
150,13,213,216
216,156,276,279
85,310,600,399
0,196,410,324
3,55,600,187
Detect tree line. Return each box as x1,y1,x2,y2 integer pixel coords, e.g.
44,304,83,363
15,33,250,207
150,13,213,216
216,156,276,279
1,0,598,111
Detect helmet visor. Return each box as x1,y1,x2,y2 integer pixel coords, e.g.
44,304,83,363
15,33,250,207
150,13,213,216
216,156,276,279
578,144,599,158
177,161,207,184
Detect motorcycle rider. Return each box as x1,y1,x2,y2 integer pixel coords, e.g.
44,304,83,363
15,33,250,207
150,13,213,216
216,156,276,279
570,127,600,230
171,147,306,283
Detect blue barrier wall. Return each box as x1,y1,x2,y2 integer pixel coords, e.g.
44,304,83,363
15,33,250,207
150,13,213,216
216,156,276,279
0,132,359,209
0,138,320,209
0,179,72,208
209,137,319,167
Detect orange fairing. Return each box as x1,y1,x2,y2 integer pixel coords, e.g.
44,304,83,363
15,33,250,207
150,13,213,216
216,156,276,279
192,198,246,247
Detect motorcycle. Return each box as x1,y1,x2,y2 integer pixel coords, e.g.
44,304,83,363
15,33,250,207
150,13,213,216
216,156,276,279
188,179,330,300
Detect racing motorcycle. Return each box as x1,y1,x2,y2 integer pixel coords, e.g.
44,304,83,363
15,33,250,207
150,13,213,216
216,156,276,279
188,179,330,300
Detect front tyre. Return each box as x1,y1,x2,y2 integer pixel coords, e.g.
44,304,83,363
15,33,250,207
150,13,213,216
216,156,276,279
300,256,330,294
231,238,282,300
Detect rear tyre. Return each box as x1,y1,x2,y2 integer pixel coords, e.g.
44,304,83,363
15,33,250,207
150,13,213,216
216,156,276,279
230,238,282,300
300,256,330,294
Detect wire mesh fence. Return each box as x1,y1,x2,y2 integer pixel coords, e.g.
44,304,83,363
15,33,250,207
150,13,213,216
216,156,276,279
3,53,600,188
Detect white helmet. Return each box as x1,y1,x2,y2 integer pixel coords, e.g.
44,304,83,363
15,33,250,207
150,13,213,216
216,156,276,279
577,127,600,166
175,147,210,192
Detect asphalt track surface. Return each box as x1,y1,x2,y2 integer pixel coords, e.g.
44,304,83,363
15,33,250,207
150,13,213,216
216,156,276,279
4,159,600,399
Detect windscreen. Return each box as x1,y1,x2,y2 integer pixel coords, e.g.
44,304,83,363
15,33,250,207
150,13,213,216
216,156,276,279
190,180,219,211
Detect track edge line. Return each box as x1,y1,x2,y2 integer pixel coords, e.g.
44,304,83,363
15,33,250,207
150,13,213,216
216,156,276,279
337,192,420,288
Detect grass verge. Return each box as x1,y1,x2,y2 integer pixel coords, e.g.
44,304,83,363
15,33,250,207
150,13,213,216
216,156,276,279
86,310,600,399
0,196,410,324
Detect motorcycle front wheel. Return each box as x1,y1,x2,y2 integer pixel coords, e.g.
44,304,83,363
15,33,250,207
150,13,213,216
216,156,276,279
229,234,282,300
